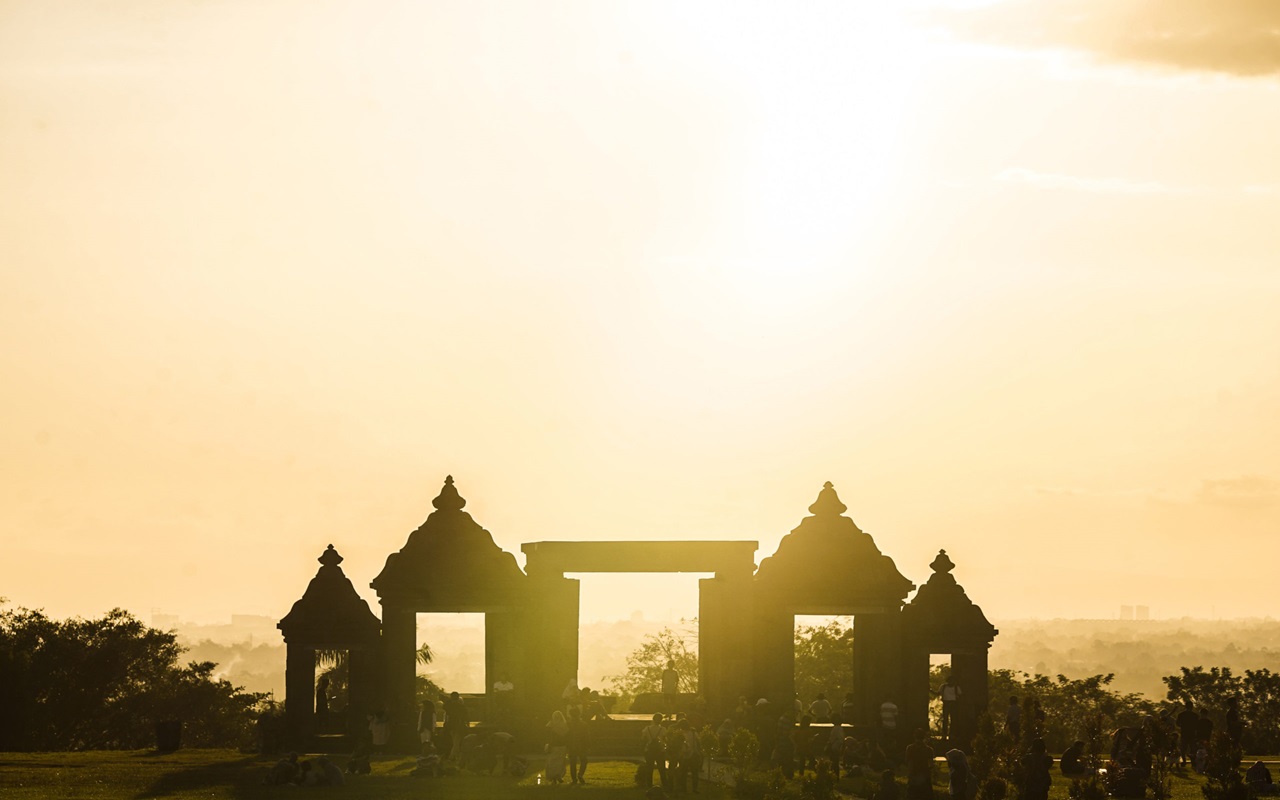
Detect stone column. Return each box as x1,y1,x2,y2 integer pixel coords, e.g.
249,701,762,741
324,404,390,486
284,643,316,746
950,648,989,747
380,602,417,750
699,575,755,718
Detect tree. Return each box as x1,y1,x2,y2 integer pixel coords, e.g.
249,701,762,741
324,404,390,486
605,623,698,704
0,605,262,750
794,619,854,704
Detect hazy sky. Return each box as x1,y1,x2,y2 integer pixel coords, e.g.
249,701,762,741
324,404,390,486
3,0,1278,625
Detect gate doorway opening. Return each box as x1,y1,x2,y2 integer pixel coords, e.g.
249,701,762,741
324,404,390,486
794,615,854,718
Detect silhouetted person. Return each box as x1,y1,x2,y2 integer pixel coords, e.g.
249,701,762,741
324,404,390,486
367,709,390,753
1247,761,1276,794
1060,740,1088,776
796,715,818,774
827,715,846,778
873,768,900,800
1005,696,1021,740
1195,715,1214,753
418,699,436,746
263,752,299,785
662,660,679,714
773,716,796,779
1227,696,1243,747
679,719,704,794
641,713,668,789
443,692,467,760
841,692,857,724
315,676,330,732
1020,738,1053,800
905,728,934,800
1176,703,1199,765
492,673,514,724
945,748,970,800
809,692,832,723
567,706,589,784
545,710,569,783
939,680,961,740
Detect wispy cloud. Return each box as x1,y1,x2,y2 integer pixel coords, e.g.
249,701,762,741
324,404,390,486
995,167,1184,195
927,0,1280,78
1197,476,1280,508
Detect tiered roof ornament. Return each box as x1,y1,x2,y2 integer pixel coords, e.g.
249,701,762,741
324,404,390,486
371,476,525,603
901,549,998,647
278,544,381,645
755,482,915,604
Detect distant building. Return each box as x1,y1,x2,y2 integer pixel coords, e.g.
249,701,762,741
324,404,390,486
1120,605,1134,620
1136,605,1150,620
152,612,180,629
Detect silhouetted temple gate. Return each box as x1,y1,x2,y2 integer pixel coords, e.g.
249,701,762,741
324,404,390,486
279,476,997,750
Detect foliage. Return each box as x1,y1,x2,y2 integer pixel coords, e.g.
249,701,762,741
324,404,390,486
793,619,853,704
730,727,761,775
1200,728,1246,800
1163,666,1280,754
0,606,262,751
605,622,698,702
416,642,434,667
969,667,1156,752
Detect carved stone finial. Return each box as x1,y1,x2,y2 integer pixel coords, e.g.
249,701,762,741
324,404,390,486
930,549,955,574
318,544,343,567
432,475,466,511
808,481,848,516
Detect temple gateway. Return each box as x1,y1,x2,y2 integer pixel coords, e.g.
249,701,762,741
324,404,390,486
279,477,997,750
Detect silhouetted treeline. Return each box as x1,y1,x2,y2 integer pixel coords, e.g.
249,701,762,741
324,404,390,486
0,607,262,751
990,618,1280,699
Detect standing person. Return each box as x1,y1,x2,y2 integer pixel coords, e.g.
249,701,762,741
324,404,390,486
662,660,680,714
562,678,581,715
944,749,970,800
641,713,668,789
1005,696,1021,741
665,719,687,793
880,698,900,756
796,716,817,775
367,709,390,754
828,715,847,779
1177,703,1200,766
492,673,515,725
315,677,330,733
841,692,858,724
1020,738,1054,800
682,719,705,794
545,710,569,783
939,680,962,740
773,716,796,780
566,706,590,784
905,729,935,800
417,699,436,747
443,692,468,760
1227,697,1244,748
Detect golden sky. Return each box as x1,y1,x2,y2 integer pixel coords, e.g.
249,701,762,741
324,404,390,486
2,0,1278,624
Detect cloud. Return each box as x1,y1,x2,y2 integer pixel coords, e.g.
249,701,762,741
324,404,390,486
1197,476,1280,508
929,0,1280,77
995,167,1184,195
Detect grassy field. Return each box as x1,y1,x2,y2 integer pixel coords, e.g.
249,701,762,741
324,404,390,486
0,749,1222,800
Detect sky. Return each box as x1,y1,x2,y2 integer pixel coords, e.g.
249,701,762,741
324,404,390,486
2,0,1278,626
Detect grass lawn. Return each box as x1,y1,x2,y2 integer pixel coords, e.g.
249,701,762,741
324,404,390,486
0,749,1224,800
0,750,733,799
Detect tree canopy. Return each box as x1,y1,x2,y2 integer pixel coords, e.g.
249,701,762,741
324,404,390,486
0,606,263,751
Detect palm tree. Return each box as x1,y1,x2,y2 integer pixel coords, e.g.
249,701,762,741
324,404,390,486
416,642,434,668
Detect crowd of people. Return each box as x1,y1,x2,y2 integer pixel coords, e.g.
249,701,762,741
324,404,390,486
270,669,1280,797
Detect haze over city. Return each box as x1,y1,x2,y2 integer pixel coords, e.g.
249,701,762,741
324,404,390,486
3,0,1279,629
